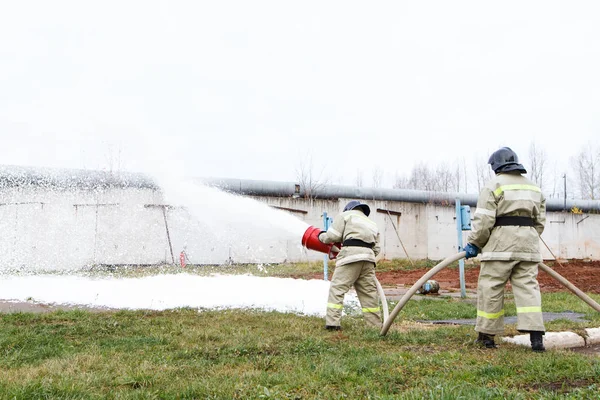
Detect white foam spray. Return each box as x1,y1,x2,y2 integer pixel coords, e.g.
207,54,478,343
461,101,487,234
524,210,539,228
141,136,311,262
159,175,309,240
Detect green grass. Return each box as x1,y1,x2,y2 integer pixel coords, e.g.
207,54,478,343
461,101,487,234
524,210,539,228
0,258,579,280
398,291,600,336
1,291,600,399
1,260,599,398
0,258,474,280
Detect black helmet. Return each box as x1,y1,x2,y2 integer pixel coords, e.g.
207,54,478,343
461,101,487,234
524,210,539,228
488,147,527,174
343,200,371,216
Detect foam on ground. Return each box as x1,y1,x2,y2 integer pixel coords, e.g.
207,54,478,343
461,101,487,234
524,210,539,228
0,274,359,316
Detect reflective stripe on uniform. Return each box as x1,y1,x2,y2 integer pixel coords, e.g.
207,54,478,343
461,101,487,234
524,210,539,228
477,309,505,319
475,208,496,217
493,184,541,197
327,303,343,309
503,190,543,202
517,306,542,313
362,307,380,313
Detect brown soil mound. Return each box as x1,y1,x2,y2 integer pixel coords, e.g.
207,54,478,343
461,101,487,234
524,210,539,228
303,260,600,294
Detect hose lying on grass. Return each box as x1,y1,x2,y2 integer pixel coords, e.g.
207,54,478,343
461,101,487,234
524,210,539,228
380,252,466,336
378,252,600,336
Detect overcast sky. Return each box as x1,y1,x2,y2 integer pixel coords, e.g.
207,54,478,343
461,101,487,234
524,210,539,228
1,1,599,190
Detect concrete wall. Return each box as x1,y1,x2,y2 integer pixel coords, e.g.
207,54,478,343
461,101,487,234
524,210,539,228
1,184,599,271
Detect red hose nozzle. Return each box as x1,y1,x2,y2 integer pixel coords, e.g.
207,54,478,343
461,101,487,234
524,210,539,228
301,226,341,259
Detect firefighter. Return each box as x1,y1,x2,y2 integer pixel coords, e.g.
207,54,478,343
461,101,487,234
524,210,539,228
465,147,547,352
318,200,382,330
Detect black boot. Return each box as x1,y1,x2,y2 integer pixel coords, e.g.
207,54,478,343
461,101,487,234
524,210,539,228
475,332,498,349
530,331,545,352
325,325,341,331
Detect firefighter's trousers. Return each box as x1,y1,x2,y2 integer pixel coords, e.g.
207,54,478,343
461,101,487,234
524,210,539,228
476,259,545,335
326,260,382,328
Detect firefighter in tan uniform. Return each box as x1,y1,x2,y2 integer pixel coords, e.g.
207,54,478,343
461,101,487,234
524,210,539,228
318,200,382,330
465,147,546,352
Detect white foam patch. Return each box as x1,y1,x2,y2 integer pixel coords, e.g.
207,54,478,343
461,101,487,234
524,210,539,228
0,274,359,316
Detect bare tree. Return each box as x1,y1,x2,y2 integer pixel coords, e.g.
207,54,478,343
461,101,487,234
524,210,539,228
570,143,600,200
330,174,346,185
408,162,434,191
546,161,565,199
355,169,364,187
454,161,462,193
474,156,493,192
102,141,124,175
393,172,410,189
372,166,383,188
394,162,460,193
528,141,547,189
452,160,462,193
432,162,460,192
295,153,329,200
461,157,469,193
549,162,558,198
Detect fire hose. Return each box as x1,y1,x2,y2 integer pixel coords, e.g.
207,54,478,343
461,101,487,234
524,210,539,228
301,225,600,337
380,252,466,336
380,251,600,336
537,262,600,313
375,276,390,322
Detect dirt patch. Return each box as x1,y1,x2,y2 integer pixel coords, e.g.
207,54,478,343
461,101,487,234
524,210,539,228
570,344,600,356
528,378,598,394
536,261,600,294
300,260,600,294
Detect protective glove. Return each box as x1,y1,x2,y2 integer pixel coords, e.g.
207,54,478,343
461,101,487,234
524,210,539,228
328,243,342,260
318,231,327,243
464,243,480,259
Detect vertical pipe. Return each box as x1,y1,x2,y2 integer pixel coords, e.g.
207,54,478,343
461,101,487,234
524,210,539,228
456,199,466,298
563,174,567,210
93,203,99,265
323,212,329,281
162,206,175,265
385,210,414,267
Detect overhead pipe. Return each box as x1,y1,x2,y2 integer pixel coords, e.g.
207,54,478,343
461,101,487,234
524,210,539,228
2,165,600,212
199,177,600,213
0,164,155,190
198,177,301,198
202,177,479,207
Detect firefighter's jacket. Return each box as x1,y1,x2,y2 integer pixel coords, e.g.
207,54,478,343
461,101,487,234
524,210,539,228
319,210,381,267
467,172,546,262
